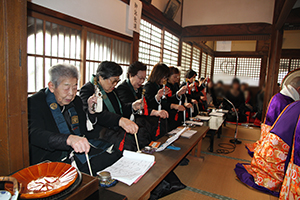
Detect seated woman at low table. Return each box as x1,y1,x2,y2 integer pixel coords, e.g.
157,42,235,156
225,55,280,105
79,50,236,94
28,64,121,175
80,61,154,150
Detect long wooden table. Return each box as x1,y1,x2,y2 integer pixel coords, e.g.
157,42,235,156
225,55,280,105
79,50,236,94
105,126,209,200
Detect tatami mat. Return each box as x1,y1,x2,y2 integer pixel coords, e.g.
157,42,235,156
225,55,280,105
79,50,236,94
161,124,279,200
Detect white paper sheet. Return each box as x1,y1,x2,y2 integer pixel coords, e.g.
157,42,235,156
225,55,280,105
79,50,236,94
181,130,197,139
209,112,225,117
195,115,211,121
98,150,155,186
185,120,204,126
156,127,188,152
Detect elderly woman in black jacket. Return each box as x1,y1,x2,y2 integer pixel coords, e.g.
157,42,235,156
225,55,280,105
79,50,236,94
28,63,121,175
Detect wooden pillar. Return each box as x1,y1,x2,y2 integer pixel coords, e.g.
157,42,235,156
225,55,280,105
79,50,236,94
262,0,285,120
131,31,140,63
262,29,284,119
259,55,268,89
0,0,29,175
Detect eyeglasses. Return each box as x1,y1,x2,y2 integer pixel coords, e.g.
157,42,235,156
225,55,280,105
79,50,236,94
108,78,121,85
136,74,146,82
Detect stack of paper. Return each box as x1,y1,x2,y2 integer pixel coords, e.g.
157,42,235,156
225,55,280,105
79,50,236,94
195,115,211,121
185,120,204,126
181,129,197,139
98,150,155,186
216,109,229,113
209,112,225,117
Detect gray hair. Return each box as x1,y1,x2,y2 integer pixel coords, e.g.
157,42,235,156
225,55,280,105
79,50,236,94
290,77,300,89
49,63,79,87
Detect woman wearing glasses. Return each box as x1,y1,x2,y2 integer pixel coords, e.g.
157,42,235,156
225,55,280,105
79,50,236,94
116,61,168,119
80,61,142,151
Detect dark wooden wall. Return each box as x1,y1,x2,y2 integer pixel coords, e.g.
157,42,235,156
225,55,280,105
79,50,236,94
0,0,29,175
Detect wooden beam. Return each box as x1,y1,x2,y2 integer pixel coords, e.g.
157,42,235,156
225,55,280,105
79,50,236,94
183,35,271,42
182,23,272,38
281,49,300,58
275,0,298,30
214,51,267,57
0,0,29,175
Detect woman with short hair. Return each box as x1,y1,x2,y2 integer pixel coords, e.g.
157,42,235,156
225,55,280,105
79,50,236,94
80,61,143,151
116,61,168,119
28,63,122,175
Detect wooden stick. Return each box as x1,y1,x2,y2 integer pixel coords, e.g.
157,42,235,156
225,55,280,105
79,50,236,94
85,153,93,176
134,133,141,153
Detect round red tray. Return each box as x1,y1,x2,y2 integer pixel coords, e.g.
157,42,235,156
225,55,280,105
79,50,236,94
9,162,78,199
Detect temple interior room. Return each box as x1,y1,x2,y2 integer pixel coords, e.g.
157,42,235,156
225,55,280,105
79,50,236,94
1,0,300,199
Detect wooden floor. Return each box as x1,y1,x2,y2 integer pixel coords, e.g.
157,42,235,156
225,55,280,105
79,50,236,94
162,124,279,200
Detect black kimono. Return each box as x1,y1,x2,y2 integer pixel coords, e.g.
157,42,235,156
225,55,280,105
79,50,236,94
80,82,153,150
166,82,186,130
28,89,121,175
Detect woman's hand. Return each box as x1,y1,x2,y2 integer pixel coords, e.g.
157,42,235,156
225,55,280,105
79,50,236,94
151,109,169,119
87,95,97,114
119,117,139,134
171,104,186,111
200,96,206,101
156,87,171,101
177,86,187,96
132,99,142,111
184,102,193,108
191,99,198,104
67,135,90,153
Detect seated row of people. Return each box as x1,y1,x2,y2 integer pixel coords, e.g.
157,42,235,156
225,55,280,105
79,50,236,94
28,61,206,175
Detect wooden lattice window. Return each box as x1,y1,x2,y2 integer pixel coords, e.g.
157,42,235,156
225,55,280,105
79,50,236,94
213,57,261,86
206,55,212,79
200,52,207,78
85,30,131,83
278,59,290,84
27,15,82,93
236,58,261,86
180,42,192,82
138,19,163,77
191,47,201,79
163,30,179,66
278,58,300,84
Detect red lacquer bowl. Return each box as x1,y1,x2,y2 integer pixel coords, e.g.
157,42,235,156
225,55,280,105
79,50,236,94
9,162,78,199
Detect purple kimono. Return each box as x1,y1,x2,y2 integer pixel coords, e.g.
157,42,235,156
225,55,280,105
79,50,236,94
235,101,300,197
245,93,294,157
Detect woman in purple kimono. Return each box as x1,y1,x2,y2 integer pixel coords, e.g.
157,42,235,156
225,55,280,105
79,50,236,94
235,100,300,197
245,69,300,157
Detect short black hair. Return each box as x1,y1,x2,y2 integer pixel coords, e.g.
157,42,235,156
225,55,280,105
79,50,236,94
185,69,197,79
232,78,240,85
217,80,224,85
127,61,146,78
200,77,205,81
96,61,122,80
